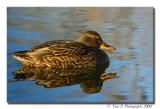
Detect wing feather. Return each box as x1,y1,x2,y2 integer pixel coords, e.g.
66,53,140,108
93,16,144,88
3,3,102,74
26,40,96,59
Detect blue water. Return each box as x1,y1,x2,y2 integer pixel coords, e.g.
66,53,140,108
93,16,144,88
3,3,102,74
7,7,154,103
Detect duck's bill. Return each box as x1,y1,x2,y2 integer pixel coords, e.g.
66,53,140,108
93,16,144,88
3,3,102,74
100,42,116,51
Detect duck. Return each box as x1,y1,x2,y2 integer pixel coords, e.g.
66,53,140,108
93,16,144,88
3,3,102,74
13,31,116,68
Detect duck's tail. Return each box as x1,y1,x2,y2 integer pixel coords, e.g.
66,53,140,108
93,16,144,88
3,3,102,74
13,50,32,63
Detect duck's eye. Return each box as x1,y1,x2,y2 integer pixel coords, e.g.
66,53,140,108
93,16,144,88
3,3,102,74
85,38,92,42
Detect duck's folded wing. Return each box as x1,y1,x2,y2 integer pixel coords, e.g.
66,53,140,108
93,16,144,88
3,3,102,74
26,40,94,59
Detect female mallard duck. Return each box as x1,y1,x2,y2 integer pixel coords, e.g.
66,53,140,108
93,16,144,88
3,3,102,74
13,31,116,68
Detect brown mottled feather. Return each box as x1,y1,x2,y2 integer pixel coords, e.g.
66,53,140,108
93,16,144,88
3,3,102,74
13,40,109,68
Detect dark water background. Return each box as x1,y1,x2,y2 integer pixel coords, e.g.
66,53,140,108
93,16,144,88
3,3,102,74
7,7,154,103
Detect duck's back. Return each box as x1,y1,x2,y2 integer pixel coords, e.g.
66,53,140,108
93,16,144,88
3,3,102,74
13,40,109,68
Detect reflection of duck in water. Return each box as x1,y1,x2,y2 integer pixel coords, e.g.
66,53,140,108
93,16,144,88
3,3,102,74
15,65,116,94
13,31,116,68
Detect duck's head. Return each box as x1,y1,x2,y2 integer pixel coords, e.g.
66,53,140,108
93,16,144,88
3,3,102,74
78,31,116,51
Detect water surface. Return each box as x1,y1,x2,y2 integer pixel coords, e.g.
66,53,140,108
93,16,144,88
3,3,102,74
7,7,154,103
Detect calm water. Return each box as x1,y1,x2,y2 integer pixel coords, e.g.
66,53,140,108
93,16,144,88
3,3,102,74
7,7,154,103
